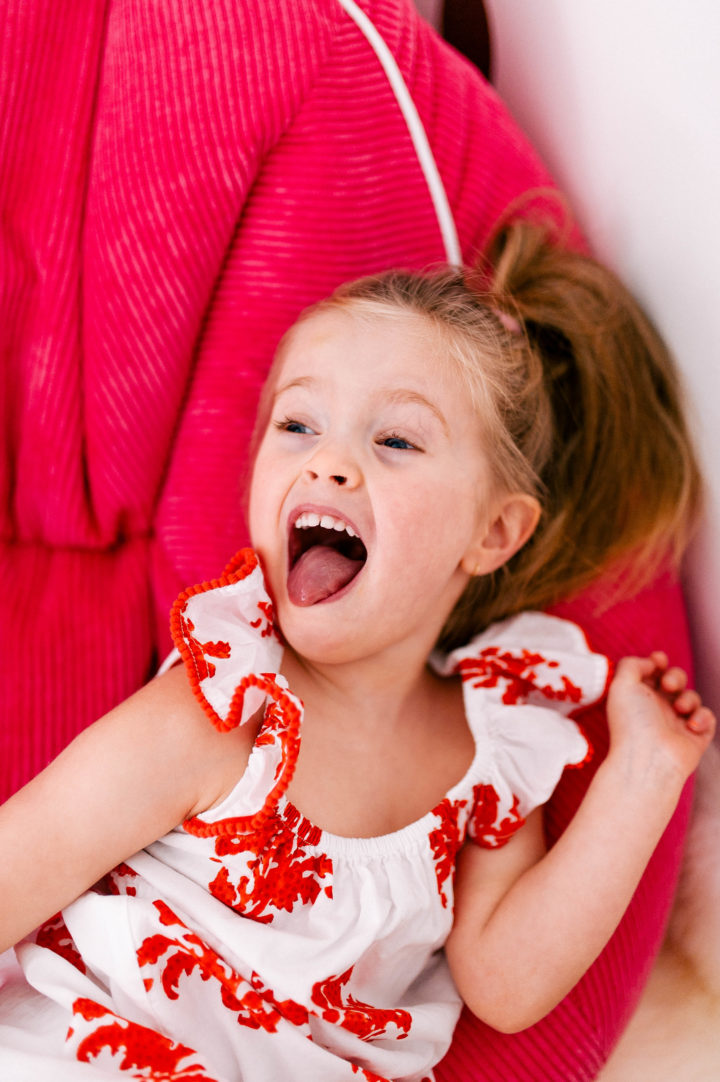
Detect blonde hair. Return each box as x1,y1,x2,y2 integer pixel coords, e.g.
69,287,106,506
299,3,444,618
294,220,701,651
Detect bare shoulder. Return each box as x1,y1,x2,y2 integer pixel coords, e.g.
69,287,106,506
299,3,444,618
110,663,261,817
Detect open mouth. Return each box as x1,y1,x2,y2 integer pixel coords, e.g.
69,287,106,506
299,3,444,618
287,512,367,606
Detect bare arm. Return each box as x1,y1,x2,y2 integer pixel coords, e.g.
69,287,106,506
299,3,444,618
446,653,716,1033
0,666,255,953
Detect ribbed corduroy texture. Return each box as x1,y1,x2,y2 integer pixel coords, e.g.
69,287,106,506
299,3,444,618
0,1,693,1077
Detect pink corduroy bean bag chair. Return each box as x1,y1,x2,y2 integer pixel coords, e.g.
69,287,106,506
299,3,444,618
0,1,693,1078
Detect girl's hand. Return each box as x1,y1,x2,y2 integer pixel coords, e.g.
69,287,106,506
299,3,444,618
607,652,716,787
449,652,715,1033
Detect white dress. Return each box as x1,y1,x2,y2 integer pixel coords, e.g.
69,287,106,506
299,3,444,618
0,549,608,1082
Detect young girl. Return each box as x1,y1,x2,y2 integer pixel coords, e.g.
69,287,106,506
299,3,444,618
0,221,714,1082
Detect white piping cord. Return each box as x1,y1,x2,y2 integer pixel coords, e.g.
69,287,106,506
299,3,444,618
336,0,462,267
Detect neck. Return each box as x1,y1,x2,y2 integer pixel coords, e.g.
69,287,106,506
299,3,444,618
280,640,441,738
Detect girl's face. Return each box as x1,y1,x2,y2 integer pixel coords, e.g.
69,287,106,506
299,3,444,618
249,306,505,667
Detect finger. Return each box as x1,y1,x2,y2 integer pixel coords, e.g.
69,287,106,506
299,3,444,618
615,656,657,683
686,706,716,737
660,666,688,695
673,688,701,716
649,650,669,670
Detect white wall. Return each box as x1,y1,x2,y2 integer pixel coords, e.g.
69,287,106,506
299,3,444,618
484,0,720,711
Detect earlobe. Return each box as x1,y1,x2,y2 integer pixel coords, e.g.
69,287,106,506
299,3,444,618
461,494,541,577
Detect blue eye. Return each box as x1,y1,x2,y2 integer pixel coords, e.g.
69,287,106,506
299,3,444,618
378,433,418,451
275,418,314,435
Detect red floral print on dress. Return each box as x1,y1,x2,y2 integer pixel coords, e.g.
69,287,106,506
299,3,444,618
94,861,140,897
175,614,231,682
469,784,525,848
250,599,275,639
137,901,309,1033
312,966,412,1041
428,797,468,909
170,550,281,725
254,699,298,786
456,647,583,706
208,794,333,923
71,997,216,1080
35,913,86,974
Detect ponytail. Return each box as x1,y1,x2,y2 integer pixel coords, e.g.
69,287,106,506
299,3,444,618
455,219,701,644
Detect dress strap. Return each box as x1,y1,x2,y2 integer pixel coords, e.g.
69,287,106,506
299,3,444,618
170,548,284,732
432,611,611,848
170,549,304,835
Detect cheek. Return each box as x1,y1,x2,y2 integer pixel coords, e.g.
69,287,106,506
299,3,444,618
246,452,273,548
413,487,487,581
386,479,478,562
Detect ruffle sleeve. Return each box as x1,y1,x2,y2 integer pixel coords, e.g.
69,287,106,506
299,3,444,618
431,612,611,848
169,548,303,834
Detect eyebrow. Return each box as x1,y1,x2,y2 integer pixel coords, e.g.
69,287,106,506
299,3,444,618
272,376,316,401
384,389,450,435
272,379,449,435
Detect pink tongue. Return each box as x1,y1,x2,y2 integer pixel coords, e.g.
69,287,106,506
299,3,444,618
287,546,364,606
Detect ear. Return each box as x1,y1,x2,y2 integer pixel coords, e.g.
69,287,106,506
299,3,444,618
461,494,541,577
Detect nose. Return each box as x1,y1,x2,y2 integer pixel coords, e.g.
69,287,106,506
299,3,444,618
303,441,361,488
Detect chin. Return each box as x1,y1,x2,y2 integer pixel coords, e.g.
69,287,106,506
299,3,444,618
286,637,365,670
279,606,356,663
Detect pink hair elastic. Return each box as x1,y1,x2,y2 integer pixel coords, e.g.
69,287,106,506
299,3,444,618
495,309,522,335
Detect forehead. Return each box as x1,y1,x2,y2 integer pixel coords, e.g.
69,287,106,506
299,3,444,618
273,304,465,399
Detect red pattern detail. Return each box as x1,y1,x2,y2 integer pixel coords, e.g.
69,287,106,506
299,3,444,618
35,912,86,974
207,801,333,923
137,901,309,1033
469,784,525,848
170,549,281,736
456,647,583,706
175,615,231,681
312,966,412,1042
428,797,467,909
250,599,275,638
94,861,140,896
254,699,300,787
72,998,215,1080
170,549,300,835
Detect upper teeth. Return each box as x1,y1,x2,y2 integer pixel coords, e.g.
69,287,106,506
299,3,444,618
294,512,356,537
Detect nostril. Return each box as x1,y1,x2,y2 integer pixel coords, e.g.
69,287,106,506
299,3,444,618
331,474,347,486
